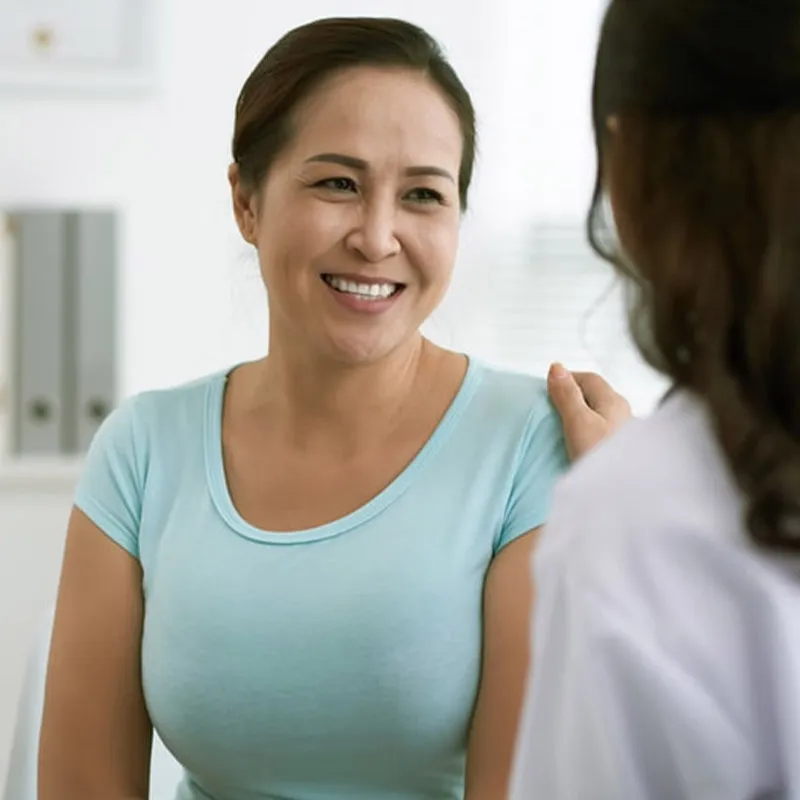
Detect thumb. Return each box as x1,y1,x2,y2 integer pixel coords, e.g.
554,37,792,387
547,363,589,425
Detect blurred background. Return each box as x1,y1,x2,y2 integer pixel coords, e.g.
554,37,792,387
0,0,667,785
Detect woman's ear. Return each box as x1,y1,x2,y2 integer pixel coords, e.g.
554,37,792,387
228,162,259,245
606,115,620,134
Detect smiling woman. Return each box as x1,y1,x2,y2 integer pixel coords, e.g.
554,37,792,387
38,17,572,800
230,62,464,366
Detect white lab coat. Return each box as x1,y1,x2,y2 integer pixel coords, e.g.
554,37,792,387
511,390,800,800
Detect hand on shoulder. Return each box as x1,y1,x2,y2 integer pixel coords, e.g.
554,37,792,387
547,363,633,461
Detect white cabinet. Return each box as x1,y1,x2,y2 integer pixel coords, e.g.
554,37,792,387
0,0,153,91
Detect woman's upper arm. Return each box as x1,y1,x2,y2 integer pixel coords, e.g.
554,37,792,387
465,390,570,796
39,395,152,799
38,507,152,800
465,528,541,799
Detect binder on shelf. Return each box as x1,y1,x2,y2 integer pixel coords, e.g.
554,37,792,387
11,211,67,456
0,214,13,458
72,211,116,453
7,208,117,458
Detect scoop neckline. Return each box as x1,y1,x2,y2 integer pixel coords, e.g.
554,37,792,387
204,357,484,545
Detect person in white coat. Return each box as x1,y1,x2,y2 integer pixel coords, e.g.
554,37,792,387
512,0,800,797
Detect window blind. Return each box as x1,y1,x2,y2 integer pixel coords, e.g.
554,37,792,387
432,221,669,415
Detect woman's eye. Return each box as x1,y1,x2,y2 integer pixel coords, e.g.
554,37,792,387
406,187,444,204
317,177,357,193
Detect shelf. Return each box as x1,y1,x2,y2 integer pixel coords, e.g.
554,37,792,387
0,457,83,492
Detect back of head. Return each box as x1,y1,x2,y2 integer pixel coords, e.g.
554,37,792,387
232,17,476,210
588,0,800,551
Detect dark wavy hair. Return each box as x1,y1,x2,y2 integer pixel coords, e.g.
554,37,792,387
588,0,800,551
232,17,476,211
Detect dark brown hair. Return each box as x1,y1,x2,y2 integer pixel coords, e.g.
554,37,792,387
232,17,477,210
588,0,800,550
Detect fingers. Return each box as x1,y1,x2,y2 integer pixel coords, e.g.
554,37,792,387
571,370,633,422
570,371,612,400
547,363,590,425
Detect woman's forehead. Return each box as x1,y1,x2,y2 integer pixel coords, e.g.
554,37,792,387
283,70,461,171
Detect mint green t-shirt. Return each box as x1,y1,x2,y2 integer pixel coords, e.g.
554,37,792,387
74,358,569,800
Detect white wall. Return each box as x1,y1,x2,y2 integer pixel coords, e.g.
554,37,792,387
0,0,514,398
0,0,666,787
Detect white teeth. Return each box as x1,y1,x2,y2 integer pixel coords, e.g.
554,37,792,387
325,275,398,300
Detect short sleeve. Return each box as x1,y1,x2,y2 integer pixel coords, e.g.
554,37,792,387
495,398,570,553
73,395,147,559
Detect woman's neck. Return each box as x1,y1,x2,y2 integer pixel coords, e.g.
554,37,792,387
241,336,444,455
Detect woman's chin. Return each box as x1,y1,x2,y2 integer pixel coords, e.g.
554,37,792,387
319,329,419,367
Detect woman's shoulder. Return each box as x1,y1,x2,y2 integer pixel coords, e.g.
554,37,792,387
82,368,229,475
560,390,716,498
543,390,743,565
467,358,554,428
461,359,570,548
112,367,229,432
534,392,797,666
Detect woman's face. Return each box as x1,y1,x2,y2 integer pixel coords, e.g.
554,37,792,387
230,66,463,365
